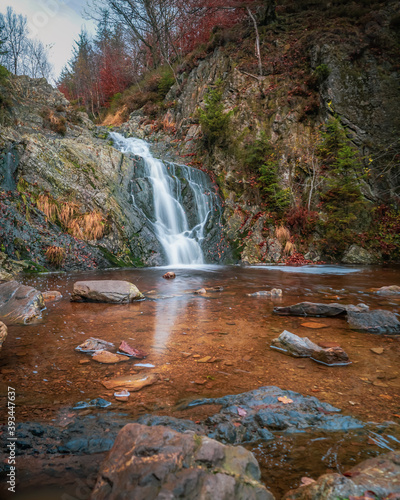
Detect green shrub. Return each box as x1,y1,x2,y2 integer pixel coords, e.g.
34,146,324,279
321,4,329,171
199,79,232,148
158,68,175,99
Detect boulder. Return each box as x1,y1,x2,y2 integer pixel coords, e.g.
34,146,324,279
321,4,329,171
0,281,45,325
70,280,144,303
376,285,400,296
0,321,7,350
90,423,274,500
347,309,400,334
274,302,348,317
283,450,400,500
342,244,378,264
310,346,351,366
271,330,321,358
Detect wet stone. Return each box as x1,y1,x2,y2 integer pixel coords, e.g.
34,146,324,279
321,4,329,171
347,309,400,334
71,280,144,303
163,272,176,279
76,337,115,353
0,280,45,325
270,330,321,358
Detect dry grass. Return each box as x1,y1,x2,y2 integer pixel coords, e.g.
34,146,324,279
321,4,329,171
45,246,65,267
162,115,176,134
59,202,79,228
275,225,291,243
283,240,296,256
80,211,105,240
37,194,58,221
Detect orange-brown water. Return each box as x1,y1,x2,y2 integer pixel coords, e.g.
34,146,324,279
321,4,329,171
1,264,399,498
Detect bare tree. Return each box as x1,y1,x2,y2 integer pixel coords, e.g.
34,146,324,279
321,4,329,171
0,6,28,74
22,39,53,80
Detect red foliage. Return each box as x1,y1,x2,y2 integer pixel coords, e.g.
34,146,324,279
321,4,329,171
284,252,313,266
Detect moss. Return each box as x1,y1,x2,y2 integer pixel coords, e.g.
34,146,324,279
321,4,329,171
22,260,49,274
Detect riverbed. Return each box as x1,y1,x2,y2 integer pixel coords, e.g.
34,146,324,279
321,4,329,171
1,264,399,498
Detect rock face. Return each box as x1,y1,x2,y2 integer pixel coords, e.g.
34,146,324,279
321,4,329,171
91,423,274,500
271,330,321,357
0,281,44,325
283,450,400,500
70,280,144,303
347,309,400,334
274,302,348,317
0,321,7,350
342,244,378,264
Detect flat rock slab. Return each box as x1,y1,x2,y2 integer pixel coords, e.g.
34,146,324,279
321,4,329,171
90,423,274,500
347,309,400,334
283,450,400,500
0,280,45,325
71,280,144,303
0,321,7,350
102,373,158,391
274,302,348,317
143,386,362,445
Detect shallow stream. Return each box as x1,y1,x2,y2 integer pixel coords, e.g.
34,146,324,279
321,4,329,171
1,264,399,498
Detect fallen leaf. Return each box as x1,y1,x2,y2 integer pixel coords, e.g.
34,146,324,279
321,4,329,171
370,347,384,355
237,407,247,417
301,322,328,329
278,396,293,404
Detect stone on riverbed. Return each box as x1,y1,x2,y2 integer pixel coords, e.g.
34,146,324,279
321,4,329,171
92,351,130,364
282,450,400,500
347,309,400,334
42,291,62,302
0,321,7,351
144,386,362,445
70,280,144,303
76,337,115,353
274,302,369,317
247,288,282,297
102,373,159,391
271,331,350,365
271,330,321,357
375,285,400,296
90,423,274,500
310,346,351,366
0,281,45,325
274,302,348,317
163,271,176,279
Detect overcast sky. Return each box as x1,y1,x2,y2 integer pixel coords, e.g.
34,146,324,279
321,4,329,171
0,0,95,82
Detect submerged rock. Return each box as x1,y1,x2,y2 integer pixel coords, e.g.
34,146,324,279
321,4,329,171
42,291,62,302
347,309,400,334
76,337,115,353
0,321,7,350
270,330,321,357
92,351,129,364
73,398,112,410
102,373,158,391
90,423,274,500
376,285,400,296
71,280,144,303
118,341,147,359
163,271,176,279
0,281,45,325
283,450,400,500
274,302,348,317
247,288,282,297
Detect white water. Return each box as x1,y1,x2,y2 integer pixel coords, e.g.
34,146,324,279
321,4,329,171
111,132,216,265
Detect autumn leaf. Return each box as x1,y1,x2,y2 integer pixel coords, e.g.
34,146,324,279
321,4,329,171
278,396,293,404
237,407,247,417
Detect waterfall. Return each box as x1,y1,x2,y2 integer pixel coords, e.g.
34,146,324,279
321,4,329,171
111,132,218,266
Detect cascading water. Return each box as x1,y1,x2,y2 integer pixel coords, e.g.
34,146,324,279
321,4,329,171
111,132,220,265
